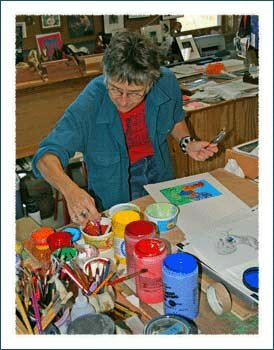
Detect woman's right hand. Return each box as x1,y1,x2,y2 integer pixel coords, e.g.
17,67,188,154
63,184,101,227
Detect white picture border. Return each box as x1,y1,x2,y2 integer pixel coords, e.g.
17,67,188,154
141,24,162,44
176,34,201,61
103,15,124,34
41,15,61,29
16,22,27,38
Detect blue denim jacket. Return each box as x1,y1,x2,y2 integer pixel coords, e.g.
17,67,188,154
32,67,184,210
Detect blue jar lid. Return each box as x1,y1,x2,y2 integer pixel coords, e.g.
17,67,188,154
163,252,197,274
61,227,81,242
242,267,258,293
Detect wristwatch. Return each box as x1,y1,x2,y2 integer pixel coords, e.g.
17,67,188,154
179,136,195,154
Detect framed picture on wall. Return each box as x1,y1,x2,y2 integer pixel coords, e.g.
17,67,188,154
67,15,94,38
175,34,201,61
41,15,61,29
36,32,63,59
103,15,124,34
141,24,162,44
16,22,27,39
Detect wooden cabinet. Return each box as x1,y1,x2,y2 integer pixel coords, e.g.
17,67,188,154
168,95,258,178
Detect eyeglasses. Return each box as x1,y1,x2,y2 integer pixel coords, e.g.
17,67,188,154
107,82,146,100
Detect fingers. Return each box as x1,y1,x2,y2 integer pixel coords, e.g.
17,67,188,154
65,188,101,226
187,141,218,161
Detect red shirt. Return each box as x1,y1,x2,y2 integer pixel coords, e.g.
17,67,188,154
119,100,154,164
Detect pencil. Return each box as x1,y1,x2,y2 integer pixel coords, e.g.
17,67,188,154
16,293,33,334
107,268,148,286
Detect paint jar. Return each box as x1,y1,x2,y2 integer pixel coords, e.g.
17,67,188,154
108,202,141,218
31,227,55,250
47,231,72,252
67,313,115,334
162,252,199,320
112,210,141,265
143,314,198,334
124,220,157,274
81,217,113,252
134,238,167,303
144,202,179,233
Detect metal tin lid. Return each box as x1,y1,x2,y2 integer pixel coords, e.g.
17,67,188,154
135,238,166,258
67,313,115,334
125,220,155,238
143,314,198,334
163,252,197,274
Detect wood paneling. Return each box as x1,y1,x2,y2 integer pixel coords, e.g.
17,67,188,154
16,76,92,159
168,96,258,178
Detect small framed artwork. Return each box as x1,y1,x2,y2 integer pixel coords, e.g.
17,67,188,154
176,34,201,61
67,15,94,38
141,24,162,44
41,15,61,29
16,22,27,39
103,15,124,34
36,32,63,59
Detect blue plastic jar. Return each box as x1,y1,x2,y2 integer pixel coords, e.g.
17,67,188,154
162,252,199,320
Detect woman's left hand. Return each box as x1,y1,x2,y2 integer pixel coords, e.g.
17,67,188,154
186,140,218,161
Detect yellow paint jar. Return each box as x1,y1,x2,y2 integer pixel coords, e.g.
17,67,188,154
112,210,140,265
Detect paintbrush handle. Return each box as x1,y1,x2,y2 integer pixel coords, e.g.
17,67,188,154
90,271,115,296
16,293,33,334
108,269,147,286
30,291,43,334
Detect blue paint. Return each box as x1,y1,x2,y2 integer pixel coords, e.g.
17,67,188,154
162,252,199,320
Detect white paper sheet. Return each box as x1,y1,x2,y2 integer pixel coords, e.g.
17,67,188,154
144,172,250,239
183,209,258,271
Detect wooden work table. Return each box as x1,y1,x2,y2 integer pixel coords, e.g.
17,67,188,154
16,168,258,335
129,168,258,334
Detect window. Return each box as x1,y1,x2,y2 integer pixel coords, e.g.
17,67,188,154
177,15,221,31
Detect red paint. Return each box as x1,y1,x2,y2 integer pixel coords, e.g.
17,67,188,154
134,238,167,303
83,223,108,236
125,220,156,274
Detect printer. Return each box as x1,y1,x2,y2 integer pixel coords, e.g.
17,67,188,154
194,34,226,57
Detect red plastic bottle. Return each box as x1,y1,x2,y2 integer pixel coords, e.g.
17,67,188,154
125,220,156,274
134,238,167,304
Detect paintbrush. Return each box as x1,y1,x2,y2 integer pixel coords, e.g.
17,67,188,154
16,292,33,334
62,263,89,294
107,268,148,286
94,220,102,235
90,271,115,296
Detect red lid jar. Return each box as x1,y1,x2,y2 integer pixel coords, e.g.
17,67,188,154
133,238,167,304
125,220,156,274
47,231,71,252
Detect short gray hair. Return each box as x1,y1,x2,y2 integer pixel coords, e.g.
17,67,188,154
102,30,161,88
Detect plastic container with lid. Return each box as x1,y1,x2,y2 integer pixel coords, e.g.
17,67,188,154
112,210,141,265
31,227,55,250
133,238,167,303
70,288,95,322
67,313,115,334
125,220,157,274
162,252,199,320
143,314,198,334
